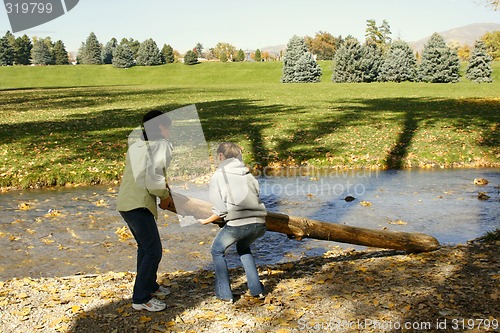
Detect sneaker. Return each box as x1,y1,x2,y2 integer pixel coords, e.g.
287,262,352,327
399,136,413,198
132,298,166,312
152,285,171,297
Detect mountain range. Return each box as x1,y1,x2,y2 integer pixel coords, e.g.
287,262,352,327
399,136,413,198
260,23,500,55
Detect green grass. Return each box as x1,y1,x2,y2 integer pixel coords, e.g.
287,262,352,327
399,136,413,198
0,61,499,189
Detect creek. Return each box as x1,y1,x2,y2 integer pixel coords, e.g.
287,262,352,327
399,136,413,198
0,168,498,280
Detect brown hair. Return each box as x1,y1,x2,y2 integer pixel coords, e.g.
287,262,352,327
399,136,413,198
217,142,242,159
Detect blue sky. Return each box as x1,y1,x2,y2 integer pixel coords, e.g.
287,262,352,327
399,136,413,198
1,0,499,53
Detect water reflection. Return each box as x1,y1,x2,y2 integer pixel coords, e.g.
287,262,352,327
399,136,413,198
0,168,498,280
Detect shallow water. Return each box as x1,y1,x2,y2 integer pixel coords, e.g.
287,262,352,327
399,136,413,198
0,168,498,280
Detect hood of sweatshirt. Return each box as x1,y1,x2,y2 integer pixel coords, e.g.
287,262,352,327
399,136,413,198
216,157,249,176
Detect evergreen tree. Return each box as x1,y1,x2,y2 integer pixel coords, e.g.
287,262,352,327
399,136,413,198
466,40,493,83
293,52,322,82
195,42,203,56
0,35,14,66
332,37,364,83
52,40,69,65
254,49,262,62
31,39,54,65
14,34,32,65
379,40,417,82
136,39,162,66
102,38,117,64
120,38,141,59
161,44,175,63
360,44,383,82
184,50,198,65
236,49,245,62
82,32,102,64
112,43,135,68
281,35,308,83
418,33,460,83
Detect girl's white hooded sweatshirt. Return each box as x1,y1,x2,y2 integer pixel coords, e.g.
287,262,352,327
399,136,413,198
209,157,267,227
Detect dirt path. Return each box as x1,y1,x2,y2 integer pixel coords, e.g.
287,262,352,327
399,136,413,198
1,236,498,333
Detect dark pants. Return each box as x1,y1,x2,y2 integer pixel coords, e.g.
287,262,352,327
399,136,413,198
119,208,162,304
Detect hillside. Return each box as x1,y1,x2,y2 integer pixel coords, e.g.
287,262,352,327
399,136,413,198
409,23,500,51
259,23,500,55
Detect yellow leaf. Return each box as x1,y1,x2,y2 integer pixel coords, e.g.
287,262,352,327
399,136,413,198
71,305,81,313
139,316,152,323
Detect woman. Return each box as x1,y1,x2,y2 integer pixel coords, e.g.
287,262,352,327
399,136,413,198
117,110,173,312
199,142,267,302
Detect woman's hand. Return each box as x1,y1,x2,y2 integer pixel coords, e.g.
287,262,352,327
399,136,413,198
158,196,173,210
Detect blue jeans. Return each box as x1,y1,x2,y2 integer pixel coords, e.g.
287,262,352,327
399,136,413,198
119,208,162,304
210,223,267,300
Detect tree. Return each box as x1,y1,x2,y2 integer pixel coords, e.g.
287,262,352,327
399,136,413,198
120,38,141,59
360,44,383,82
161,44,175,63
213,42,236,62
305,31,339,60
418,33,460,83
281,35,308,83
236,49,245,62
112,43,135,68
293,52,322,82
14,34,32,65
53,40,69,65
194,42,203,56
31,39,54,65
184,50,198,65
136,38,162,66
481,31,500,60
482,0,499,10
0,34,14,66
379,40,417,82
365,19,392,52
466,40,493,83
254,49,262,62
332,37,364,83
102,38,117,64
81,32,102,64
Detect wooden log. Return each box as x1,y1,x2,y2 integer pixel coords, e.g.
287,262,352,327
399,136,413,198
170,192,440,253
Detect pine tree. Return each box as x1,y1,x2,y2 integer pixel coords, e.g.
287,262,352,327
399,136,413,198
360,44,383,82
293,52,322,82
466,40,493,83
82,32,102,64
332,37,364,83
136,38,162,66
254,49,262,62
418,33,460,83
0,35,14,66
112,43,135,68
53,40,69,65
102,38,117,64
14,34,32,65
379,40,417,82
161,44,175,63
184,50,198,65
236,49,245,62
31,39,54,65
281,35,308,83
281,35,321,83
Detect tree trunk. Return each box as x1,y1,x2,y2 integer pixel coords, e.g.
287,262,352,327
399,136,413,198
170,192,440,253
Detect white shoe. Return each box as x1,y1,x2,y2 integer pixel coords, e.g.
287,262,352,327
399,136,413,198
132,298,166,312
152,285,171,297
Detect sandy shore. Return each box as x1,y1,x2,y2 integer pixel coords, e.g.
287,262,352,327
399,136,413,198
1,235,498,333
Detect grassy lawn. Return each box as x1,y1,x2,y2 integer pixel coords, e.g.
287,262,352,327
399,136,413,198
0,61,499,189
